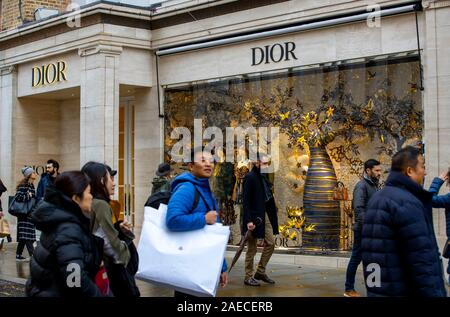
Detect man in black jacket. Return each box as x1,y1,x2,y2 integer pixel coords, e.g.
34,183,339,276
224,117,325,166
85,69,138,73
344,159,381,297
361,146,447,297
242,155,279,286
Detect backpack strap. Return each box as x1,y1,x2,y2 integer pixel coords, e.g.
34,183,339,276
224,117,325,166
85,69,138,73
192,188,200,210
191,185,213,211
175,180,212,212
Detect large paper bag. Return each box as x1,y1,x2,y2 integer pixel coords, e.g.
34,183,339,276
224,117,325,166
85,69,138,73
136,204,229,297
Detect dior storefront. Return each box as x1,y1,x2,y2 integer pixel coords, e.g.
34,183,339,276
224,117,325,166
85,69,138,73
0,0,449,268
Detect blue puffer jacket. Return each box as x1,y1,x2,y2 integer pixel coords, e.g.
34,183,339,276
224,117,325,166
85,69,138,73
166,172,227,273
429,177,450,275
361,171,447,297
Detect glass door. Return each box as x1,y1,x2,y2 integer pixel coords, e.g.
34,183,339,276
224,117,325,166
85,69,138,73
119,99,135,225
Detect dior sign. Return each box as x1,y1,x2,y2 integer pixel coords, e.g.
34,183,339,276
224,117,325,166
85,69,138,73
251,42,298,66
32,61,67,87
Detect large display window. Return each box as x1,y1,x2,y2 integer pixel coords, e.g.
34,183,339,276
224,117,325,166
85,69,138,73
163,54,423,251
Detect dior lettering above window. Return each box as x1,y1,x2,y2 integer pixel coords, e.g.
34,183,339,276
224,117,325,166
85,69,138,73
251,42,298,66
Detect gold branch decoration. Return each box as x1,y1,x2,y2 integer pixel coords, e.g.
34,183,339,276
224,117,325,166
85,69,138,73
279,206,316,241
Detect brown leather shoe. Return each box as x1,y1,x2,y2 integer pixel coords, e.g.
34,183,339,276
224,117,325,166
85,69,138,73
244,277,260,286
254,272,275,284
343,290,362,297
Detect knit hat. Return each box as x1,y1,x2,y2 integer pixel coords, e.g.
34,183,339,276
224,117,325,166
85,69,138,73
21,166,34,178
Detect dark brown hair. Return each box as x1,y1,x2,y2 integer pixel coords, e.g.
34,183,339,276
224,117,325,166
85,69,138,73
81,162,110,202
54,171,90,199
16,176,32,191
47,159,60,171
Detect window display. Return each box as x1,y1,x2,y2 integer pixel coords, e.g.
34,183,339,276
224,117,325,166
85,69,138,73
164,55,423,251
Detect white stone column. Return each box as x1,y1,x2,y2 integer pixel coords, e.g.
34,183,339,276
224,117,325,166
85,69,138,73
0,65,17,234
134,53,161,241
78,44,122,170
422,0,450,280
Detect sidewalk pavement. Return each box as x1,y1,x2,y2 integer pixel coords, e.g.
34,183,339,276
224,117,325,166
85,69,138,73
1,242,367,297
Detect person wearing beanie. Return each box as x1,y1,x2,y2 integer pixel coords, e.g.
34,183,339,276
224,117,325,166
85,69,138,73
14,166,38,261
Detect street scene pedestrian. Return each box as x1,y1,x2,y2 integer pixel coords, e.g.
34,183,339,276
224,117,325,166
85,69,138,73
81,162,140,297
151,163,173,195
36,159,60,201
242,154,279,287
0,178,12,249
26,171,104,297
11,167,37,261
343,159,382,297
428,168,450,283
2,0,450,302
361,146,447,297
166,147,228,297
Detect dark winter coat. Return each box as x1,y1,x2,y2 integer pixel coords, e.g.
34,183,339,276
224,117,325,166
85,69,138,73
26,186,103,297
15,183,36,241
352,175,379,231
361,171,447,297
428,177,450,275
0,179,6,212
242,166,279,239
36,173,56,201
151,177,171,195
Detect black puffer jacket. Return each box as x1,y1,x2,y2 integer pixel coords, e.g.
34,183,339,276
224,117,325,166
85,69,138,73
361,171,447,297
26,186,103,297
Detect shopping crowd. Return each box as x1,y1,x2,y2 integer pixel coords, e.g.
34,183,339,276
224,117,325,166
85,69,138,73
0,145,449,297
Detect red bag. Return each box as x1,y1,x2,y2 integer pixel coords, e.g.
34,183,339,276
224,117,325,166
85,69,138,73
95,265,110,296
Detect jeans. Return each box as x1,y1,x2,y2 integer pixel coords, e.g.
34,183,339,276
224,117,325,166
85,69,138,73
345,229,362,291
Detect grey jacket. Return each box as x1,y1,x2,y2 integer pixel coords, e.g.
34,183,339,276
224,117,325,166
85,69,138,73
352,175,379,231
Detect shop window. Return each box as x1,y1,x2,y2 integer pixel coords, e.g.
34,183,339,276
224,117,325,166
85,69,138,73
163,54,423,251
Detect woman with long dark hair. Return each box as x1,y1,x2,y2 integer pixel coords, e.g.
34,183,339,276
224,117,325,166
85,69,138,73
81,162,140,297
26,171,104,297
14,167,37,261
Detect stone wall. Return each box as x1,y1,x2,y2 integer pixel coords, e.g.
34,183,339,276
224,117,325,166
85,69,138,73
1,0,71,31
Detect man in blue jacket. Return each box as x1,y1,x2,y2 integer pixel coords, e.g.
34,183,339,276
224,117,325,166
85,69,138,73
361,146,447,297
36,159,60,201
166,147,228,297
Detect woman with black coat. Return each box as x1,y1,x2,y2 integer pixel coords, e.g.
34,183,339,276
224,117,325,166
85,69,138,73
26,171,104,297
14,167,37,261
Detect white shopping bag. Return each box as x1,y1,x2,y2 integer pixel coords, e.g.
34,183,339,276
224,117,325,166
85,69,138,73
136,204,230,297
